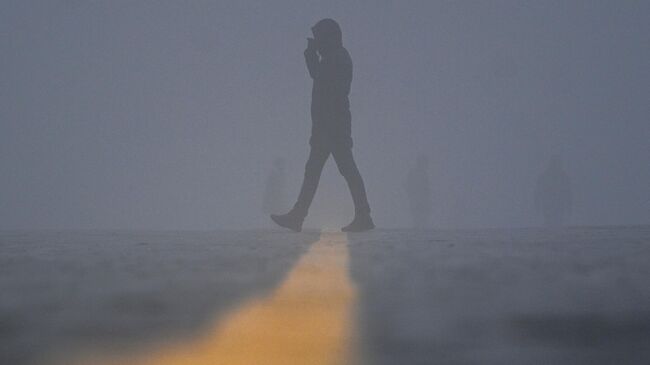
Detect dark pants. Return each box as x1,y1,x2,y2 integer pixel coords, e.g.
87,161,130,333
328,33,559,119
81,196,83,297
292,144,370,218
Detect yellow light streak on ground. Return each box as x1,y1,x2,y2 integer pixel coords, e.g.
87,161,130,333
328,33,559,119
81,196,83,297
66,232,358,365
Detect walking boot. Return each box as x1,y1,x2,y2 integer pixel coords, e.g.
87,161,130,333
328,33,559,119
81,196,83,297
342,213,375,232
270,211,304,232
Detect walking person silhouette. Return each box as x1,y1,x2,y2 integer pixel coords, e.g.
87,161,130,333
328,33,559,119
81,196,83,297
271,19,374,232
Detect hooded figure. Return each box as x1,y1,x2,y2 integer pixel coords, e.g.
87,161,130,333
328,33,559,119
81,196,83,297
534,156,572,227
262,158,287,216
306,18,353,149
405,155,432,229
271,19,374,232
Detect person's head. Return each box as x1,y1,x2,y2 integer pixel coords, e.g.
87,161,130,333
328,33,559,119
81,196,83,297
311,18,342,53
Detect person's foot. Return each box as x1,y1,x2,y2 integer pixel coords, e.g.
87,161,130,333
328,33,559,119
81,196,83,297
270,212,304,232
342,214,375,232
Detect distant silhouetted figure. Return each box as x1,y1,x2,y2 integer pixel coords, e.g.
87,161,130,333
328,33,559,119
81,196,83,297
262,158,287,217
405,155,432,229
271,19,374,232
535,156,572,227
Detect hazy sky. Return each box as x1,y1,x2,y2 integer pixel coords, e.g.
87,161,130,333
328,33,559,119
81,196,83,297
1,1,648,229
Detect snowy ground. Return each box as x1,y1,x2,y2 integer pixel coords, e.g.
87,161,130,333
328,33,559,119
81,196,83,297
1,226,649,364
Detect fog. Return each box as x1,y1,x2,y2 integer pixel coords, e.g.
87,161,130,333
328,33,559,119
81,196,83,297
1,1,648,230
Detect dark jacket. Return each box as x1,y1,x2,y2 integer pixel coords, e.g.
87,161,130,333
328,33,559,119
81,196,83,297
305,46,353,148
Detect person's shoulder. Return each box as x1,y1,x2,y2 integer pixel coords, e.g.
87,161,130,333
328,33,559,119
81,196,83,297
340,47,352,60
332,47,352,65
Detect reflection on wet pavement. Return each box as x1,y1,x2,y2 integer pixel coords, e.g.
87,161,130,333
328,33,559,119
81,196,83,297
65,232,356,365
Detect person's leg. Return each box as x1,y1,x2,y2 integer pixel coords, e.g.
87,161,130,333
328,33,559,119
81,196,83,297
332,147,370,217
291,146,330,218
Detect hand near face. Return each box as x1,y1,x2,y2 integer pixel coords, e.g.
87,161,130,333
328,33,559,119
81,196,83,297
306,37,317,51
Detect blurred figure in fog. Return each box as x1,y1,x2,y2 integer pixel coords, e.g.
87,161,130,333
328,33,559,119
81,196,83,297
263,158,287,218
405,154,432,229
271,18,374,232
534,156,572,227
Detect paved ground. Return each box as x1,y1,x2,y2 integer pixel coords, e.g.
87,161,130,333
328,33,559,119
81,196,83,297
348,227,650,364
1,226,649,364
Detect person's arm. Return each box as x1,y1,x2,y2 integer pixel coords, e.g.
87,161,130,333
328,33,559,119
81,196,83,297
304,38,320,79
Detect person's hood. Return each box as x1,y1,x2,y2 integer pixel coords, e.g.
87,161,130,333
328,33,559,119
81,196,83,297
312,18,343,51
